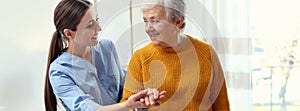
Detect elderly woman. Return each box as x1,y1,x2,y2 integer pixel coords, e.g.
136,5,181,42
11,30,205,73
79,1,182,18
121,0,230,110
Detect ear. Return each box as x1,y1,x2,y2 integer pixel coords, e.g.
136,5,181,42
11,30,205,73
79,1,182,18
63,29,75,39
175,16,184,29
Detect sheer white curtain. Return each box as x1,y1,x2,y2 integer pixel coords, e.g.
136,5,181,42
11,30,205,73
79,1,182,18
197,0,252,111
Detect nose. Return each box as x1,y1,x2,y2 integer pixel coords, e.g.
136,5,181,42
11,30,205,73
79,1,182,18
95,22,102,32
145,22,154,33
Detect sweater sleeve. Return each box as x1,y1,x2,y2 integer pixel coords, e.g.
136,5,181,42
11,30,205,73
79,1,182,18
209,45,231,111
120,51,145,102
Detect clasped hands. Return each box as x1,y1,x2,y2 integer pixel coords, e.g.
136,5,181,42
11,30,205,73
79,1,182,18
124,88,167,109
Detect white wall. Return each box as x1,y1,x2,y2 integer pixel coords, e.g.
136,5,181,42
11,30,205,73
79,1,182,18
0,0,58,111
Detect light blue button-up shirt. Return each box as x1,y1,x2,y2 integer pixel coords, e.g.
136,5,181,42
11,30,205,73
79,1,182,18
49,38,125,111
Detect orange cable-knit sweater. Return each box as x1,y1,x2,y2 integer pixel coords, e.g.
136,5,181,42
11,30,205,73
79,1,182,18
121,35,230,111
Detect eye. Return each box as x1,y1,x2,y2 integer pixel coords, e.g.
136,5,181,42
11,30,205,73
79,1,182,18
143,20,149,25
144,20,149,23
150,19,160,24
87,21,94,28
87,18,100,28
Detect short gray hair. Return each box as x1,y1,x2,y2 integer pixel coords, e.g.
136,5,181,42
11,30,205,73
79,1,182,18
142,0,186,29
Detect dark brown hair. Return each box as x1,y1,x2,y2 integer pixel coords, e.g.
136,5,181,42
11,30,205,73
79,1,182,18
44,0,92,110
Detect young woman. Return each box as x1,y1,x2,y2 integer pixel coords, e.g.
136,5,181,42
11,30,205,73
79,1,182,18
44,0,165,111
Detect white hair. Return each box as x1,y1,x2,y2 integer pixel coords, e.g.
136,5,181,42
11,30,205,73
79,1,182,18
141,0,186,29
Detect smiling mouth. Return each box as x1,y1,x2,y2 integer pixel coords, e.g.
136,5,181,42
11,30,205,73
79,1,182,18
149,33,159,38
92,33,99,39
91,36,98,39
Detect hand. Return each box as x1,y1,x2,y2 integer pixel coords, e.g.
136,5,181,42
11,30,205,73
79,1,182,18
124,89,166,109
139,88,166,106
124,89,149,109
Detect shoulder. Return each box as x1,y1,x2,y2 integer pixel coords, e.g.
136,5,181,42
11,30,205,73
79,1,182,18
50,53,70,67
98,38,115,48
186,34,216,57
186,34,209,48
128,43,155,65
132,42,154,57
49,53,71,74
93,38,116,52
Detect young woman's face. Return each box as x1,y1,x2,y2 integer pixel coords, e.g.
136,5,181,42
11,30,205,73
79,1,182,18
74,7,101,47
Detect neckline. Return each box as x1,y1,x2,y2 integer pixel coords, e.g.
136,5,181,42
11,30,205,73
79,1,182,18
62,47,95,66
153,35,194,53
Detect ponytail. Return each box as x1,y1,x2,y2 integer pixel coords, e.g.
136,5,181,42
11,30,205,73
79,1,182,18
45,0,92,110
44,31,64,111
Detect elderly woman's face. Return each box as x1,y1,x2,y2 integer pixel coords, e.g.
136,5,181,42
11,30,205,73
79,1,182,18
143,5,181,48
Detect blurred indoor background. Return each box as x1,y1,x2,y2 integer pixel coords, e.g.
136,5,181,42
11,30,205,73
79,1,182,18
0,0,299,111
